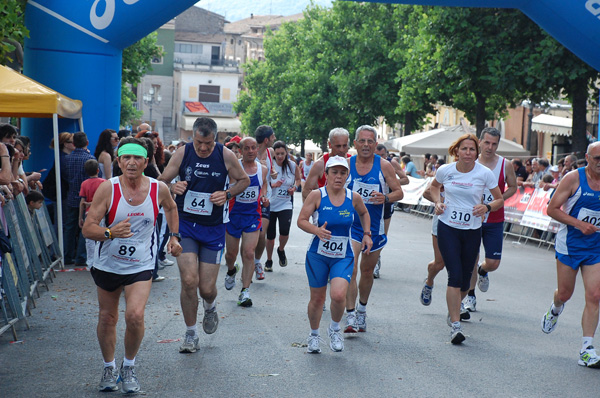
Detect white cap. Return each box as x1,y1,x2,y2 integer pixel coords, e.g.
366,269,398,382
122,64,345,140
550,165,559,172
325,155,349,170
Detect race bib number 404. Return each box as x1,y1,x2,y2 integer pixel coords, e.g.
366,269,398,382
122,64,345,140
183,191,213,216
317,236,348,258
353,181,379,204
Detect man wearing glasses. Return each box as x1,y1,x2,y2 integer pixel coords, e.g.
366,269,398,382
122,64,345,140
344,125,403,333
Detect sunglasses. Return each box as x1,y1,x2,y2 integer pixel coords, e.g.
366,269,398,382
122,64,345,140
111,137,119,141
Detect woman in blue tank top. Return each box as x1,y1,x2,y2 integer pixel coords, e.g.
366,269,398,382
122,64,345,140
297,156,371,354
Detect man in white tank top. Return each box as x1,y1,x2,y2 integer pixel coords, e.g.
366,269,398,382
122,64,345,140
83,138,182,394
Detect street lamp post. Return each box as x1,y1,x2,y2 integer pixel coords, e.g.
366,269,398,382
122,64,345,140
143,87,161,128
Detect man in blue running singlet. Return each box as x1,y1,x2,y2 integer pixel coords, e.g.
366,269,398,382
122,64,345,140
541,141,600,368
344,125,404,334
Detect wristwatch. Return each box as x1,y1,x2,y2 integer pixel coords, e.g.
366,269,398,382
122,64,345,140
364,231,372,236
384,194,390,203
485,204,492,213
226,190,232,200
168,232,182,242
104,229,112,240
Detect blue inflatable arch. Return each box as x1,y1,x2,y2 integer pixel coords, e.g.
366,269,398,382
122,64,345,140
23,0,600,173
23,0,198,174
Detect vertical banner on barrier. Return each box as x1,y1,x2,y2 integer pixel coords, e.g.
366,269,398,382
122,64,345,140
504,186,534,224
399,177,432,205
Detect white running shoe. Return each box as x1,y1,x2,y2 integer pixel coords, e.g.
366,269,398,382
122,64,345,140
356,311,367,332
307,334,323,353
255,262,265,280
328,327,344,352
463,295,476,312
579,346,600,368
224,263,239,290
477,267,490,292
344,312,358,333
450,325,465,345
541,303,563,334
420,279,433,306
159,258,175,267
373,257,381,279
179,332,200,353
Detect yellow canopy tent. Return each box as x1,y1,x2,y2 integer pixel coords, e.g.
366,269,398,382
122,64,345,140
0,65,84,266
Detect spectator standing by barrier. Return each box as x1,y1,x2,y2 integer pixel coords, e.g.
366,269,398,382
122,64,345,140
82,137,182,393
78,159,104,270
463,127,517,313
64,132,97,266
298,156,372,353
523,158,543,188
428,133,503,344
42,132,74,226
512,158,528,185
402,155,422,179
94,129,118,179
541,141,600,368
344,125,403,333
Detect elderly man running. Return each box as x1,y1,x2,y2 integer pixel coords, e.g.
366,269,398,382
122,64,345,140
83,137,182,393
345,125,404,333
541,141,600,368
159,117,249,354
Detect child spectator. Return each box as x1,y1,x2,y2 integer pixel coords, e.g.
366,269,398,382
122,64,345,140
78,159,104,269
26,190,45,216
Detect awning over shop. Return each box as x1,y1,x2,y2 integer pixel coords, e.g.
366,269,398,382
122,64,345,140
531,114,572,136
0,65,82,119
181,115,241,133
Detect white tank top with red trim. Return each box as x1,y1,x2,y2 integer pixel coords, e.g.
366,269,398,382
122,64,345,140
93,177,160,275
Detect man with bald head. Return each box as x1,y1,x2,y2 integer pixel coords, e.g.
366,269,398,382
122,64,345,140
541,141,600,368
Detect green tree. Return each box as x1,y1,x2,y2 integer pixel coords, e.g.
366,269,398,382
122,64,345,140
120,33,163,126
401,7,554,136
0,0,28,66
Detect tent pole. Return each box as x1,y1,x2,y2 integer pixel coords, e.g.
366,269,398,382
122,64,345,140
53,114,64,269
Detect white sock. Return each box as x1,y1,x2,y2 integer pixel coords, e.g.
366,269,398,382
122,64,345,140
357,303,367,313
203,300,215,311
451,321,461,329
123,357,135,367
329,320,340,332
551,303,563,316
103,359,116,369
254,258,261,264
310,329,319,336
582,337,594,352
186,325,197,336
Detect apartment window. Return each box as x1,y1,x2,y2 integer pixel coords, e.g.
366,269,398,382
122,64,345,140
199,85,220,103
151,45,164,64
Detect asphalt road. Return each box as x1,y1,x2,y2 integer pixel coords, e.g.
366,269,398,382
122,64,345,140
1,193,599,397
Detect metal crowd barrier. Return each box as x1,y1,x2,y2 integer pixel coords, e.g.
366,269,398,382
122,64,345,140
0,194,62,339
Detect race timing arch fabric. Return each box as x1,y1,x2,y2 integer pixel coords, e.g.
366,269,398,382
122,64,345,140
354,1,600,74
21,0,600,174
22,0,197,175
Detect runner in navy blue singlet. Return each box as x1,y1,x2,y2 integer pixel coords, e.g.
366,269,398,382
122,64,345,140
159,117,250,354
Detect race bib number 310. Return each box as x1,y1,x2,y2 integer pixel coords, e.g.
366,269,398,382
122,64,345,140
183,191,213,216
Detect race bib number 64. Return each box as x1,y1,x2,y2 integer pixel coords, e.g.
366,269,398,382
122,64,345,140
183,191,213,216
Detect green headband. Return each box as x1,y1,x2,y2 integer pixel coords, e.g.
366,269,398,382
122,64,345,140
118,143,147,158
